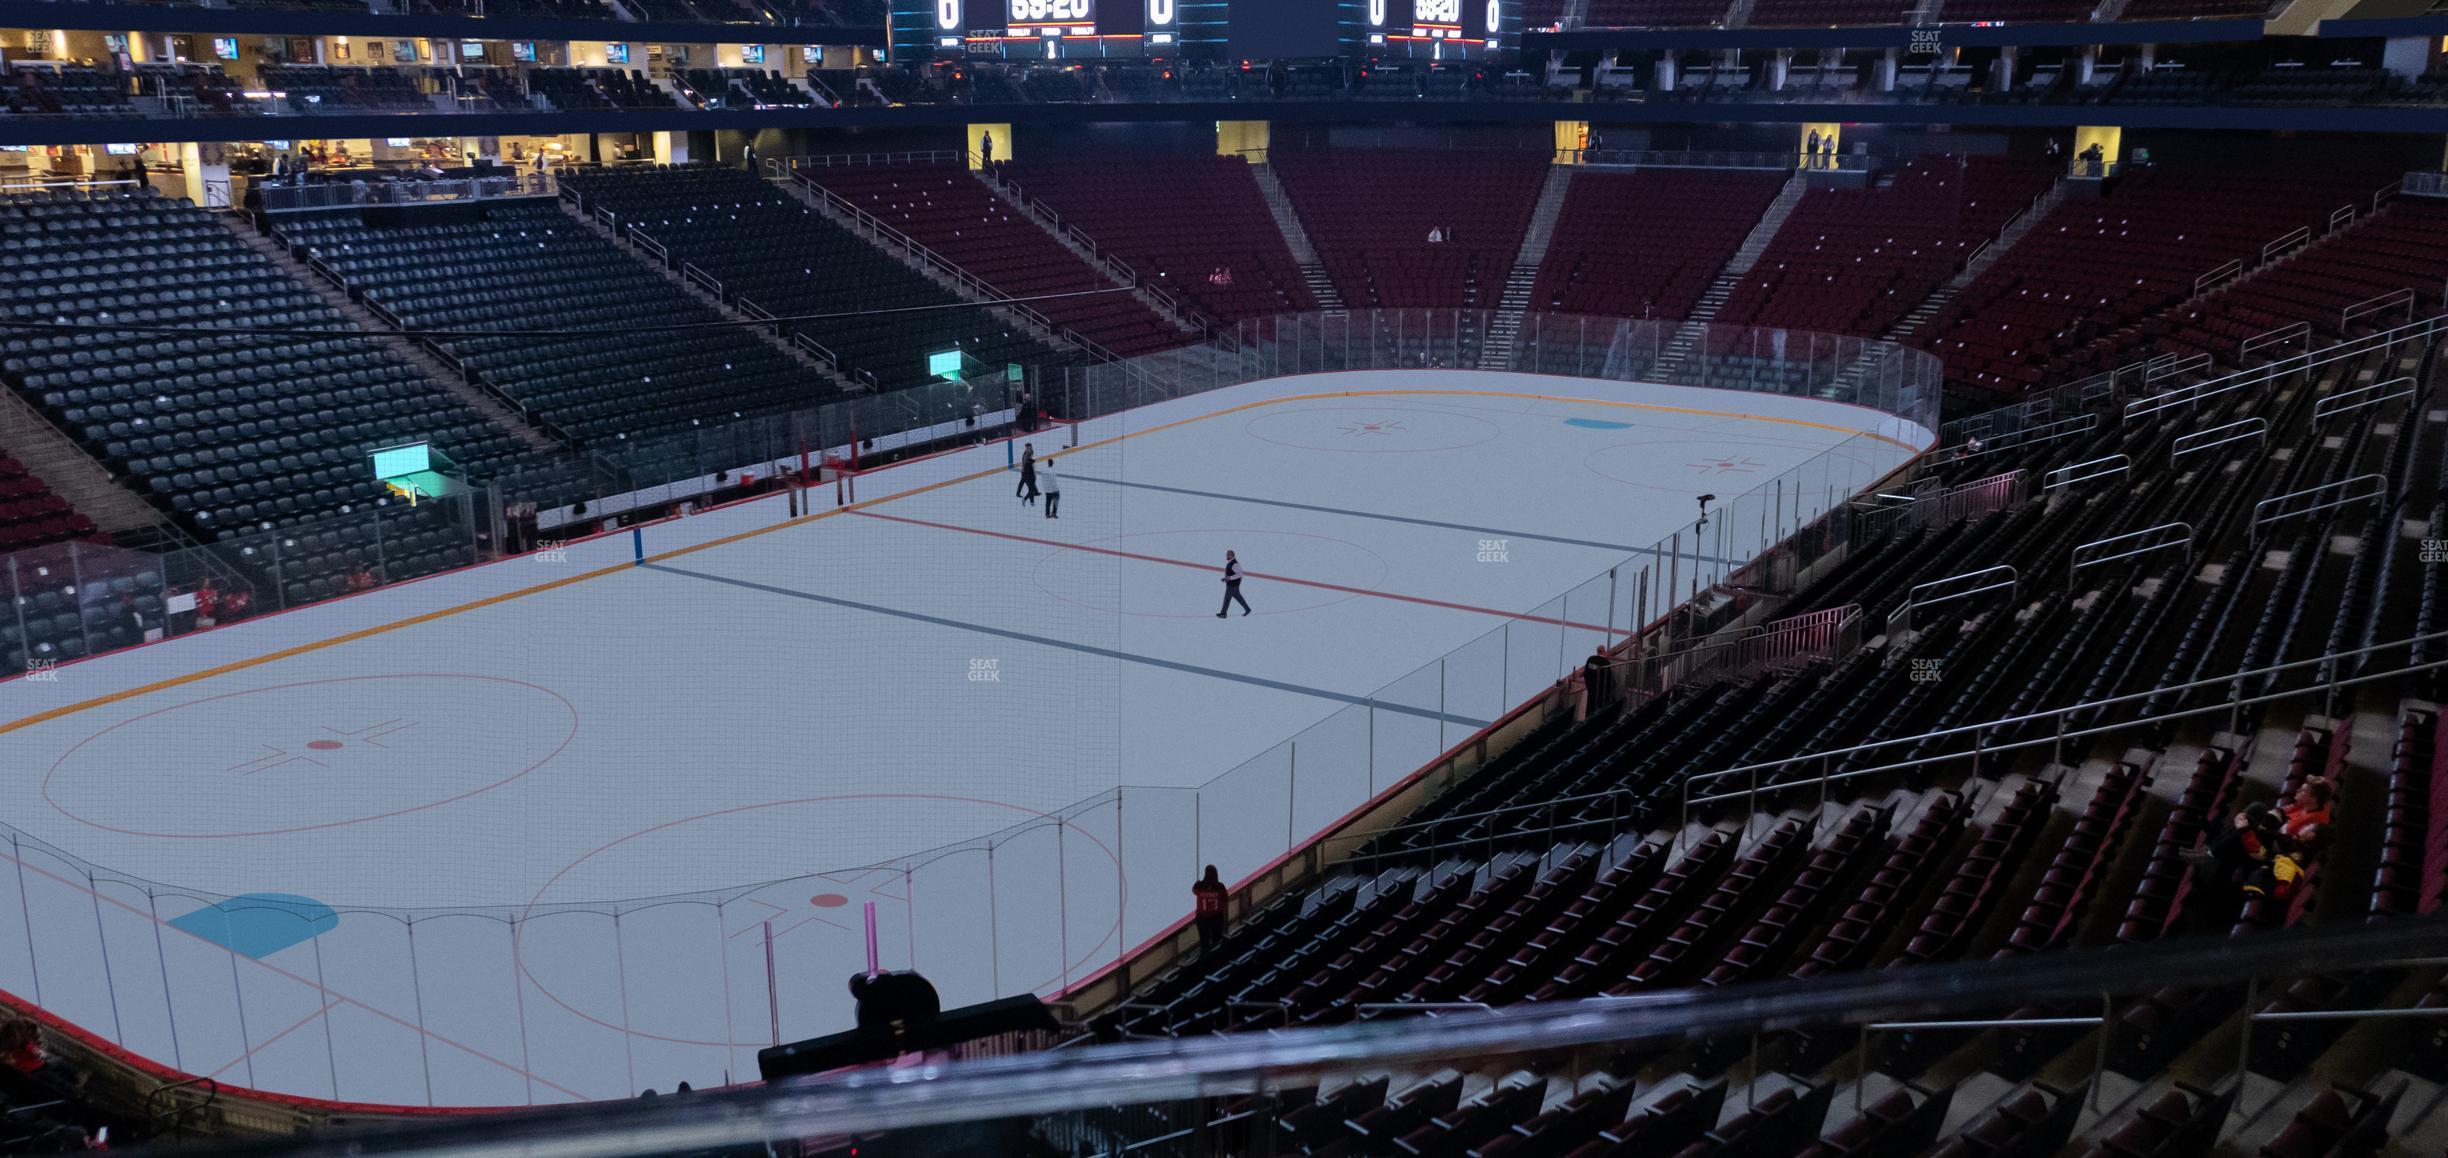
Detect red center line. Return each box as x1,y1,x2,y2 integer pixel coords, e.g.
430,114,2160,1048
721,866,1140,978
848,510,1614,633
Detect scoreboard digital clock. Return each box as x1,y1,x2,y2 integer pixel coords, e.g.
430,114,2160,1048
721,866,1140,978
1008,0,1094,31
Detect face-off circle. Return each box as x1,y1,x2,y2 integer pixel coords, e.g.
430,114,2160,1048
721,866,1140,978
43,674,579,838
1245,404,1502,454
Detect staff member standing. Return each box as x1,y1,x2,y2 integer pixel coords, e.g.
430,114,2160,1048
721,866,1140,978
1016,442,1038,506
1040,457,1059,519
1191,866,1229,953
1216,550,1249,618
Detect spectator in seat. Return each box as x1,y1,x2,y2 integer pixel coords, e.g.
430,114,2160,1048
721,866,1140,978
346,565,377,594
2281,777,2332,838
1,1019,45,1078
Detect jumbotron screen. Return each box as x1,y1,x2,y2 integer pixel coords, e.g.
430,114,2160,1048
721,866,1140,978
930,0,1182,53
1366,0,1505,53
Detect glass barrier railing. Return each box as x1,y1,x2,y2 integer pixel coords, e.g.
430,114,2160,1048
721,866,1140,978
133,915,2448,1156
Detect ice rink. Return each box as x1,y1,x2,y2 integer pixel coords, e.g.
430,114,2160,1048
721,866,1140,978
0,369,1926,1108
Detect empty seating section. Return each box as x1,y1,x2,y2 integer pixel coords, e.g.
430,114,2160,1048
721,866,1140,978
410,0,880,22
6,65,132,116
994,155,1316,322
526,68,672,112
1919,171,2390,393
2124,0,2271,18
556,165,1067,391
1747,0,1913,24
257,66,429,113
1718,155,2055,338
1271,149,1549,310
2155,198,2448,360
0,452,102,551
678,69,813,109
136,64,250,115
2370,711,2443,918
806,162,1185,356
277,200,823,441
1579,0,1730,26
1538,169,1781,327
0,190,546,542
1934,0,2097,20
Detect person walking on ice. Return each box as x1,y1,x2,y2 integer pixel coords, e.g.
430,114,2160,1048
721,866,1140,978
1016,442,1038,506
1217,549,1250,617
1040,456,1059,519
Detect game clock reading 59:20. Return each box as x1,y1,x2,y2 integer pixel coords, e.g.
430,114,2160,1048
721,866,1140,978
1010,0,1092,22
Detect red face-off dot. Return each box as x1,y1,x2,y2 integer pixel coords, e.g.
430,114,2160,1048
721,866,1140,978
306,740,344,751
810,893,849,908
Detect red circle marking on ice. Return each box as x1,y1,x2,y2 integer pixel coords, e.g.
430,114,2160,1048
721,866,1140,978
811,893,849,908
43,674,580,839
306,740,344,751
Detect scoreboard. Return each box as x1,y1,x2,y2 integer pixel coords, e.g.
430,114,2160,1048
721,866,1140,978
894,0,1511,60
922,0,1187,55
1366,0,1508,56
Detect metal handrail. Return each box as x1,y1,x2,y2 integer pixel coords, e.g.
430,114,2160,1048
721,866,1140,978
2171,417,2265,460
2069,522,2191,584
1685,621,2448,794
2343,288,2416,330
2124,312,2445,420
2251,473,2386,543
2039,454,2129,491
2240,321,2312,361
1675,622,2448,807
1890,564,2015,635
2310,375,2416,424
208,917,2448,1158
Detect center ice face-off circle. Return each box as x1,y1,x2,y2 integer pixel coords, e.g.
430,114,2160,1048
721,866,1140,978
43,674,579,839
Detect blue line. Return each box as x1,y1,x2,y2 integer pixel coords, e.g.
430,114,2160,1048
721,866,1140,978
1062,472,1744,566
641,564,1492,728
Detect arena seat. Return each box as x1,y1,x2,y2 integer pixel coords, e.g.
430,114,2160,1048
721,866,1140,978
555,165,1072,391
1717,155,2055,339
2,64,132,117
994,154,1317,323
2153,198,2448,362
1918,169,2395,393
0,450,104,554
1578,0,1731,26
276,199,829,444
0,188,557,542
1532,167,1788,323
802,161,1188,357
1270,148,1550,311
